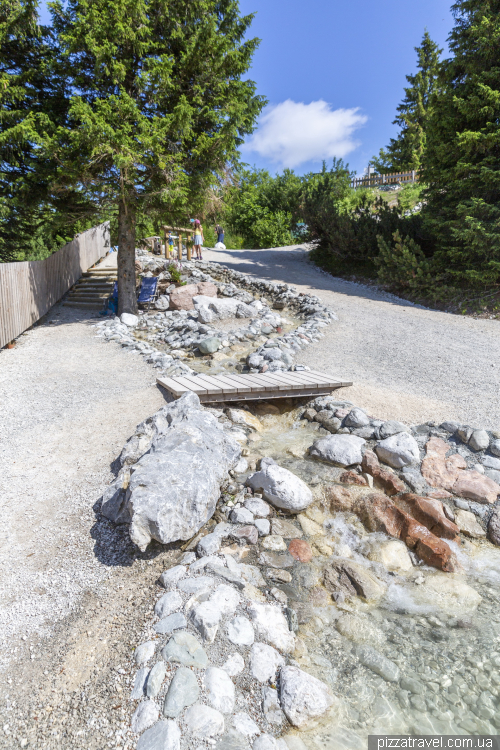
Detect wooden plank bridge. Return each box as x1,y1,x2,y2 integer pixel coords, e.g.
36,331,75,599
157,370,352,403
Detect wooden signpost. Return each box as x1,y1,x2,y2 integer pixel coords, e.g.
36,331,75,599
163,225,193,262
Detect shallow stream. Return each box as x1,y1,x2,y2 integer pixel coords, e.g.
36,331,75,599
233,404,500,745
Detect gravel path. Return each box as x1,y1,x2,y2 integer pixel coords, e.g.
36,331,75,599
205,244,500,430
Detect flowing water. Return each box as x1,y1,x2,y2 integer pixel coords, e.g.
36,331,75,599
237,405,500,746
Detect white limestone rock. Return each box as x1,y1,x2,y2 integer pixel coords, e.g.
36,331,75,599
246,459,313,512
131,700,159,734
248,602,295,653
222,652,245,676
309,434,365,467
136,720,180,750
227,616,255,646
375,432,420,469
249,642,285,683
154,591,182,619
204,667,236,713
184,703,224,738
120,312,139,327
279,666,334,728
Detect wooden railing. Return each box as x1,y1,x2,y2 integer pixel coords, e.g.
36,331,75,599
352,170,419,189
0,221,110,348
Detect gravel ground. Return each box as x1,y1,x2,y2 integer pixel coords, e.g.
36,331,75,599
0,300,169,749
205,244,500,429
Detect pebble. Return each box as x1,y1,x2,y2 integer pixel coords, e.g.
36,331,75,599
204,666,236,713
146,661,167,697
259,551,295,568
288,538,312,562
163,666,200,717
159,565,187,588
261,535,287,551
230,507,255,524
154,612,187,635
254,518,271,536
154,591,183,618
244,498,271,517
162,631,209,669
227,616,255,646
131,667,150,699
185,703,225,738
250,642,285,683
190,600,221,643
136,719,181,750
131,700,159,734
177,576,214,595
135,640,156,666
357,646,400,683
232,712,261,737
222,652,245,676
249,602,296,653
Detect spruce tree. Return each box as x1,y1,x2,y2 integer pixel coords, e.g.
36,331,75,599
371,31,442,173
423,0,500,290
49,0,265,314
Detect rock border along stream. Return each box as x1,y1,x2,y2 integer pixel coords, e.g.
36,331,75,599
93,256,500,749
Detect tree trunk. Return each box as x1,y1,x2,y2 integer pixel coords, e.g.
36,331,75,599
117,196,138,316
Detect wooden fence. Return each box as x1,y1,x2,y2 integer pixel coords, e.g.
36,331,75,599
0,221,110,348
351,170,418,189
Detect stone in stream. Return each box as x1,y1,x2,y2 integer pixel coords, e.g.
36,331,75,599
288,539,312,563
453,508,486,538
136,720,181,750
204,667,236,713
279,666,333,728
131,700,159,734
154,612,187,635
154,591,182,619
367,539,413,572
246,459,313,512
375,432,420,468
146,661,167,698
248,602,295,653
356,645,400,682
163,666,200,717
226,616,255,646
394,493,459,540
123,392,241,550
199,336,221,354
309,434,365,467
249,642,285,683
323,560,386,603
134,640,156,666
161,631,209,669
361,449,405,495
452,470,500,504
261,535,287,551
259,551,295,568
271,518,302,538
420,437,466,491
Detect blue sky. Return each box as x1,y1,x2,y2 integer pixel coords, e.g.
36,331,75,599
37,0,454,176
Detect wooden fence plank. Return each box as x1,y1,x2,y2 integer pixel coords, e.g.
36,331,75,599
0,222,110,348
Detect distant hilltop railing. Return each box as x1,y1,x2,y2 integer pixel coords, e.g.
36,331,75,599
352,170,419,189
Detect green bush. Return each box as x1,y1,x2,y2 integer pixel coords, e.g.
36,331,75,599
375,231,428,289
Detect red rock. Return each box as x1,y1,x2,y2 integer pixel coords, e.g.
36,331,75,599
453,471,500,504
339,470,368,487
394,493,460,540
230,525,258,545
421,437,466,491
288,538,312,563
358,493,458,572
196,281,217,297
324,485,358,512
169,284,199,310
361,449,405,496
428,489,453,499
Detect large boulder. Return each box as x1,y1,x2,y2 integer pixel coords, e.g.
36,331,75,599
170,283,217,311
421,437,466,490
246,459,313,512
309,434,365,467
110,392,241,550
193,295,240,319
375,432,420,468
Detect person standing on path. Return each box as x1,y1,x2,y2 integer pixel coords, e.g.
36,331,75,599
215,223,224,245
192,219,204,260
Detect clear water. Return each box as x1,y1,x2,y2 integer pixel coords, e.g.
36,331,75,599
239,407,500,745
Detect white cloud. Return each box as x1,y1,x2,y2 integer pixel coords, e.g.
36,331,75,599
243,99,367,169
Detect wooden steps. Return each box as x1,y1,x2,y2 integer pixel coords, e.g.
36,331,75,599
157,370,352,403
63,267,117,309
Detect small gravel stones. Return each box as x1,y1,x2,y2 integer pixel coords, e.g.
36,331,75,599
135,640,156,666
132,700,159,734
227,616,255,646
154,612,187,634
250,642,285,683
147,661,167,697
163,667,200,717
154,591,183,618
204,666,236,713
